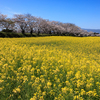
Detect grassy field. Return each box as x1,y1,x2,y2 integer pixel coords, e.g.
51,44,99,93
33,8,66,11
0,36,100,100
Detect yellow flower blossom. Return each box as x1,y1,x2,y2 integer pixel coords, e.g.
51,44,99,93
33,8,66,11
0,37,100,99
13,88,20,93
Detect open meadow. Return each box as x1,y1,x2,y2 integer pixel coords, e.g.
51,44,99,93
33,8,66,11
0,36,100,100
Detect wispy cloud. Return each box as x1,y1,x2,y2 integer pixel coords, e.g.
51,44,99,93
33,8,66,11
5,7,11,10
7,10,21,15
0,6,21,17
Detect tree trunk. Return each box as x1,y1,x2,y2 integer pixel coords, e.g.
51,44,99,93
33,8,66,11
22,29,25,35
30,30,33,35
57,32,60,36
49,31,51,35
37,29,40,36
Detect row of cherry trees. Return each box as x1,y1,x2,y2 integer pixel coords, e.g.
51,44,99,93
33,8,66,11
0,13,97,36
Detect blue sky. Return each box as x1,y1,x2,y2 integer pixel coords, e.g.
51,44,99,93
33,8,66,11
0,0,100,29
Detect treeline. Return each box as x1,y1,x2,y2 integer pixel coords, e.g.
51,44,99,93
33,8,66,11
0,13,100,37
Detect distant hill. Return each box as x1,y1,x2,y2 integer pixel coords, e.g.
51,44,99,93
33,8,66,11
82,28,100,33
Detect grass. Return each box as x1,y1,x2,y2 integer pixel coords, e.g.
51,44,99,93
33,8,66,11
0,36,100,100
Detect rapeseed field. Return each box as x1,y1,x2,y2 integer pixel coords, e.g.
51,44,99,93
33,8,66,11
0,36,100,100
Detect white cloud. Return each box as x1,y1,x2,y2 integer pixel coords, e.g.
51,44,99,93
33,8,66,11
0,6,21,18
5,7,11,10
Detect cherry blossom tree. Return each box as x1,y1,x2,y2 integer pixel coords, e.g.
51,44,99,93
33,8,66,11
13,14,28,35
